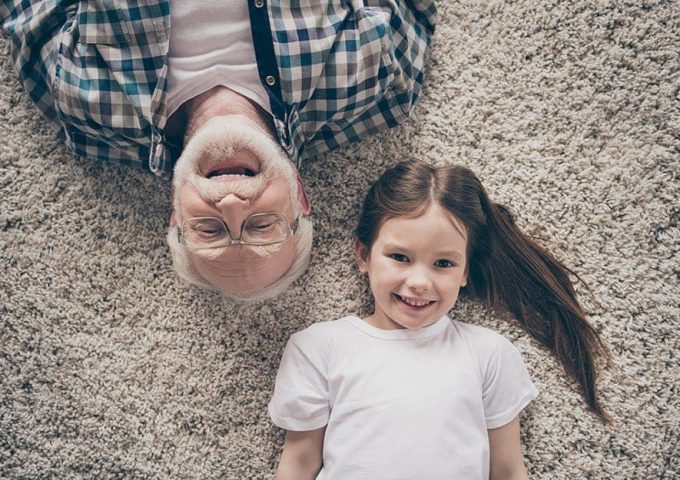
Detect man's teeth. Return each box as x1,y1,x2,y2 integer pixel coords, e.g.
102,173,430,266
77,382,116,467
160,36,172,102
208,167,255,178
399,295,432,307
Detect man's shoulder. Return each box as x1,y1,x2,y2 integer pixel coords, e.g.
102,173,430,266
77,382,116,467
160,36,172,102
4,0,171,173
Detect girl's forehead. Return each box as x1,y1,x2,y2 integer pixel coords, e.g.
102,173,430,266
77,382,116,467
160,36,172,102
375,205,468,248
379,204,467,239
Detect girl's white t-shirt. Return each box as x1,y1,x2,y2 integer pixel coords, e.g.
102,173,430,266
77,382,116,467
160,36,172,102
269,315,539,480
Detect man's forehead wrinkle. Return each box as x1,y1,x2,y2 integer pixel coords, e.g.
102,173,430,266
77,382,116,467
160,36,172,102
200,253,273,271
195,257,279,284
194,244,280,261
215,255,272,270
197,242,291,269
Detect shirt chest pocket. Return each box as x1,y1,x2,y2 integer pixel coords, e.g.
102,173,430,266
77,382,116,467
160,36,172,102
75,0,168,46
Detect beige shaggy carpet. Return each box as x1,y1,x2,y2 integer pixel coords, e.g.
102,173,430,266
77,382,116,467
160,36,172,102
1,1,679,478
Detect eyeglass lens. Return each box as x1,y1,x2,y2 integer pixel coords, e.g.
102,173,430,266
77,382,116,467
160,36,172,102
184,214,289,248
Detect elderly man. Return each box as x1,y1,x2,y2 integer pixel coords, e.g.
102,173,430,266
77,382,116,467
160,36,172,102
1,0,435,300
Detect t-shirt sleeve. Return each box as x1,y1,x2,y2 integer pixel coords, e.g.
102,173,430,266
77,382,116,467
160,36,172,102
268,331,330,432
482,335,539,429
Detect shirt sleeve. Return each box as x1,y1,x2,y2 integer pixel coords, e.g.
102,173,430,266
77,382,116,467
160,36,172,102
1,1,68,139
482,335,539,429
268,331,330,432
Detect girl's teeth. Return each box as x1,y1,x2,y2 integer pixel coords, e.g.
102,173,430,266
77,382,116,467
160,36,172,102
400,296,431,307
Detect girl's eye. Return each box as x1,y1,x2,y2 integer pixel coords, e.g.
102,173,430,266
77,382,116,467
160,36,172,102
434,259,455,268
389,253,409,263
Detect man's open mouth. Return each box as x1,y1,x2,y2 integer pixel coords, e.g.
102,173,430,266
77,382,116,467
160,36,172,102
206,164,257,179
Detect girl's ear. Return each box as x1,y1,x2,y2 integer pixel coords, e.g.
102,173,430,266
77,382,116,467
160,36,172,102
355,240,370,273
460,263,468,287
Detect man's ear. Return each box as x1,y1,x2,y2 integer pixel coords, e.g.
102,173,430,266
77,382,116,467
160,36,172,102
296,174,312,215
355,240,370,273
169,183,178,227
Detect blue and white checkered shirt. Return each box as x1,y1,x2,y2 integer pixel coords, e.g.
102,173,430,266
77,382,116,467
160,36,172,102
1,0,435,176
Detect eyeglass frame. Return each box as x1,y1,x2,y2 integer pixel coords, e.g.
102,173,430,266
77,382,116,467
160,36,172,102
177,212,300,250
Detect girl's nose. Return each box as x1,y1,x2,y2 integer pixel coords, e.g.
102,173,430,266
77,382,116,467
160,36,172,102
405,267,432,293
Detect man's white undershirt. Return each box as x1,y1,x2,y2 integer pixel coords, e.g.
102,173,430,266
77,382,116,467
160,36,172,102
166,0,272,119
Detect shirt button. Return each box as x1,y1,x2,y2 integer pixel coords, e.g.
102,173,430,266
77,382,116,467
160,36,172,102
265,75,276,86
254,0,265,8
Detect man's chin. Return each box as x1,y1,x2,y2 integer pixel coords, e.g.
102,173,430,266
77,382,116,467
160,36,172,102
172,114,296,203
175,116,258,178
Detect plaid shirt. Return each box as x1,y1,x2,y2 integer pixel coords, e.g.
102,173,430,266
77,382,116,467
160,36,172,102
1,0,435,176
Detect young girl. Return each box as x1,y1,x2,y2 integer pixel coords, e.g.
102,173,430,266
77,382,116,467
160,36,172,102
268,160,610,479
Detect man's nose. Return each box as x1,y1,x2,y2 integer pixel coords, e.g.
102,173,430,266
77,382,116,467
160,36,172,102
215,193,250,234
216,192,249,211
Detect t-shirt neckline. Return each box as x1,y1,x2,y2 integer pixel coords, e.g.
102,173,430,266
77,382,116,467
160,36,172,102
345,315,451,340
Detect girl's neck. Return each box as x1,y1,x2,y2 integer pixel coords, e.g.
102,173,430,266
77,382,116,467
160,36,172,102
362,313,404,331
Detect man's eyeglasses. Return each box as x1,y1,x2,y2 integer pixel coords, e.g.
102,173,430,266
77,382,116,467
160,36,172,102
178,213,299,251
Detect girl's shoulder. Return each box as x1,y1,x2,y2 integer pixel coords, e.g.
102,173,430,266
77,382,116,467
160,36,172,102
450,320,535,397
288,315,360,349
449,320,518,358
450,319,505,342
293,315,358,338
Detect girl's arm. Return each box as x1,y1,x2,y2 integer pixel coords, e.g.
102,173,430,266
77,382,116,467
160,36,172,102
488,416,530,480
275,427,325,480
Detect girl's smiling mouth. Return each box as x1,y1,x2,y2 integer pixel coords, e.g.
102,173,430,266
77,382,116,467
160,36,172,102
394,294,436,309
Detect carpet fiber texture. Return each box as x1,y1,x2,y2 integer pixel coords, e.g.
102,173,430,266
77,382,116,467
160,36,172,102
1,1,678,478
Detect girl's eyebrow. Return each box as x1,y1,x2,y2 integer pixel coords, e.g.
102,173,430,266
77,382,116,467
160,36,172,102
433,250,465,260
382,243,464,261
382,242,410,252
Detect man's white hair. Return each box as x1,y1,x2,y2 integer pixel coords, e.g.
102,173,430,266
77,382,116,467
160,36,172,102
167,215,313,302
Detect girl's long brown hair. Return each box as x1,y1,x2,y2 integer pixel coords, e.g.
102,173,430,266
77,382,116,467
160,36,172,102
356,160,611,421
